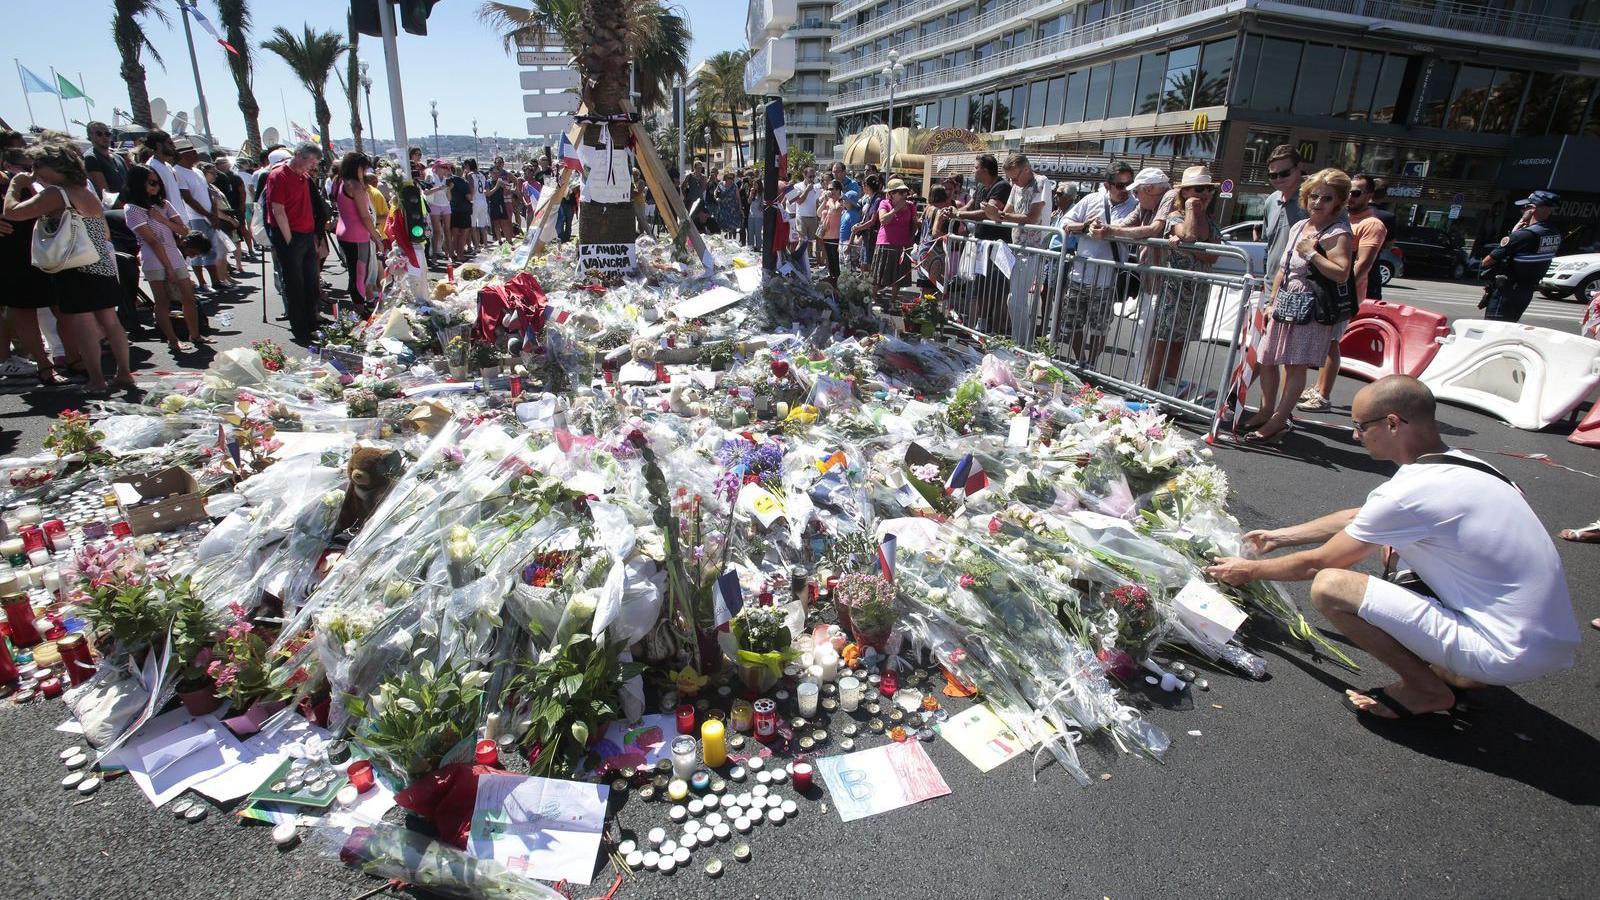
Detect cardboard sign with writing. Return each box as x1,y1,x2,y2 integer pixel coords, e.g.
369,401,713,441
577,242,636,276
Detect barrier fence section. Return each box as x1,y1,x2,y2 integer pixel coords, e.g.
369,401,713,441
938,225,1258,424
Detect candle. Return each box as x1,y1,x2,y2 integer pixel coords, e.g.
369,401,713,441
347,760,376,793
796,682,819,717
18,526,45,554
676,703,696,735
730,700,754,733
752,698,777,743
474,739,499,766
666,778,689,801
807,664,824,685
2,593,41,648
16,507,41,526
881,669,899,698
670,735,698,779
41,571,60,595
0,538,24,561
700,719,726,768
791,762,813,792
838,676,863,712
484,712,503,742
816,646,840,682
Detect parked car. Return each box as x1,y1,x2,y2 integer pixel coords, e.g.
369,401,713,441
1539,253,1600,302
1390,226,1469,280
1218,220,1403,287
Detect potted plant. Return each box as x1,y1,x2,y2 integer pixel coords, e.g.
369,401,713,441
727,605,794,693
168,580,223,715
506,634,646,778
474,343,502,378
834,573,897,650
445,335,469,381
81,576,175,661
342,659,492,779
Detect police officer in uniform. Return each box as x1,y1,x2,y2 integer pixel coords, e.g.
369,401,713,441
1480,190,1561,322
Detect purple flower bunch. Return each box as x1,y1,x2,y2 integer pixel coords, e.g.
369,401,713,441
713,438,785,502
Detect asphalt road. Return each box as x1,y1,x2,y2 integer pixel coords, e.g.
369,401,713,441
0,262,1595,900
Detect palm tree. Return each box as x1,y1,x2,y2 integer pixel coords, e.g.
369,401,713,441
697,49,753,168
112,0,169,127
261,25,348,161
345,8,364,154
214,0,262,157
477,0,690,111
685,98,723,166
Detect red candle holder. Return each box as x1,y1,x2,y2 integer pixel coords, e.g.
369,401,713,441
2,594,41,648
39,677,63,698
41,520,67,553
347,760,376,793
791,761,814,791
474,738,499,766
675,703,696,735
111,521,132,538
753,698,777,743
880,670,899,698
18,526,45,554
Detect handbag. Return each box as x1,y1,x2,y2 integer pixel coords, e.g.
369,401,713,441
1271,286,1316,324
1105,196,1141,301
1305,223,1354,324
31,186,101,273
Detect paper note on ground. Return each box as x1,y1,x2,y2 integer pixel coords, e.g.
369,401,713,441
468,773,608,885
816,741,951,822
675,286,745,320
590,714,674,773
935,704,1029,773
121,717,250,806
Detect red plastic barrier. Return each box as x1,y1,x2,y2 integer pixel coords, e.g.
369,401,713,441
1570,396,1600,448
1339,300,1451,382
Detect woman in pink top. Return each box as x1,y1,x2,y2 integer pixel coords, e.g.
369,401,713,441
870,178,916,303
118,163,202,352
334,152,378,310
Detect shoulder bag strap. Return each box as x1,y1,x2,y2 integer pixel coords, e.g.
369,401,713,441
1414,453,1519,491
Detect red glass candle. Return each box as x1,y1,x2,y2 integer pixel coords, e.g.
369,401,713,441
0,633,18,686
474,738,499,766
791,761,813,791
111,521,132,538
880,669,899,698
509,377,523,398
347,760,376,793
753,698,777,743
1,594,40,648
675,703,696,735
39,676,62,698
17,526,45,554
655,363,671,384
41,520,67,553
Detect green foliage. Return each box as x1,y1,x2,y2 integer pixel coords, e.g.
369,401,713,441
506,635,647,778
698,339,735,370
786,149,817,179
167,581,220,685
83,576,179,657
731,606,791,655
345,660,492,778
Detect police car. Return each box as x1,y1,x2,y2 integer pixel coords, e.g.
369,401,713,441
1539,253,1600,302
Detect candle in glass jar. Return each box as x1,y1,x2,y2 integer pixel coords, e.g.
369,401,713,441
815,646,839,682
838,676,863,712
0,538,24,560
700,719,726,768
807,665,824,685
675,703,696,735
41,570,60,594
16,507,41,526
790,762,814,792
730,700,754,733
670,735,698,779
880,669,899,698
752,698,777,742
796,682,819,717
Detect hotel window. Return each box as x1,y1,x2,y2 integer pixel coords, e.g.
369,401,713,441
1479,70,1527,134
1161,44,1200,113
1369,54,1409,124
1291,44,1343,116
1135,51,1166,115
1412,59,1459,128
1332,50,1383,120
1064,69,1088,123
1087,64,1112,120
1252,38,1301,113
1196,38,1234,108
1444,64,1494,130
1044,76,1066,126
1027,80,1048,128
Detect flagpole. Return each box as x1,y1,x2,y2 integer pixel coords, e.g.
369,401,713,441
280,88,290,144
178,0,217,151
14,60,36,128
48,67,69,129
78,72,92,121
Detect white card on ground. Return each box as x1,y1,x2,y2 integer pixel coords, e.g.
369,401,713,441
121,716,249,807
675,286,745,320
617,360,658,384
1174,577,1248,645
815,741,951,822
1007,416,1030,448
468,773,609,886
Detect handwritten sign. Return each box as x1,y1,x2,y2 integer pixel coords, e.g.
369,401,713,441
816,740,951,822
935,704,1028,772
576,146,632,204
468,773,608,885
577,242,636,276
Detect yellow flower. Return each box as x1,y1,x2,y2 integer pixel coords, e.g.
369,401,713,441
670,665,709,697
785,404,818,425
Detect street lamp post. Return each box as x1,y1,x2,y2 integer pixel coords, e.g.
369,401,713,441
473,119,479,158
704,127,712,166
674,76,686,178
430,99,439,156
880,50,904,176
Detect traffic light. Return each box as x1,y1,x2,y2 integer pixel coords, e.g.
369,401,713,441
350,0,437,38
399,0,439,36
399,182,427,242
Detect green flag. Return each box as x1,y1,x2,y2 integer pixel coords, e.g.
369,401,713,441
55,73,91,106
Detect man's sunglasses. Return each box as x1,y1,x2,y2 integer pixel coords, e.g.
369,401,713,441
1349,189,1366,196
1110,179,1133,189
1190,185,1215,193
1352,413,1406,435
1267,168,1294,180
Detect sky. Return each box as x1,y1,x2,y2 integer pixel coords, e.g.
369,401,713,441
0,0,744,146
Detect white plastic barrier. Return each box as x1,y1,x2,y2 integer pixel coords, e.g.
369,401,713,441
1418,319,1600,430
1198,284,1249,345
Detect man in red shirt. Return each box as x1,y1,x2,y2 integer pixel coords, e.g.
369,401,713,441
1303,172,1389,412
266,142,323,344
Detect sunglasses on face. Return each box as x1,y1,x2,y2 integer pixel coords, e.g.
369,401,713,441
1349,189,1366,196
1352,413,1406,435
1110,179,1133,189
1191,185,1215,193
1267,168,1294,179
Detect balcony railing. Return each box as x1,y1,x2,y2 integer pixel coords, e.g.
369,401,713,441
833,0,987,50
1261,0,1600,48
784,116,838,129
831,0,1042,82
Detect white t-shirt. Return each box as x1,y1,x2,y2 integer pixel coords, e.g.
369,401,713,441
787,181,819,218
175,164,212,218
1064,188,1137,287
148,159,188,218
1344,450,1580,662
1006,172,1053,246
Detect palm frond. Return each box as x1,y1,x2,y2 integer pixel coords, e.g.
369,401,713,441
478,0,578,54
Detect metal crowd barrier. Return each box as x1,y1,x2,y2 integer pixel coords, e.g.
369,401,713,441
938,226,1258,423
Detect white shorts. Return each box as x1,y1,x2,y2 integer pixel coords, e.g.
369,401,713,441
1357,576,1572,685
143,263,192,283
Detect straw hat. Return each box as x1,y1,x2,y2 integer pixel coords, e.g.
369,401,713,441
885,178,910,194
1176,165,1216,188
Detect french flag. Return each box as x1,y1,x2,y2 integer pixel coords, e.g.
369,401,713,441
766,100,788,160
945,454,989,496
877,534,897,583
187,2,239,56
558,134,584,171
217,424,241,468
712,570,744,630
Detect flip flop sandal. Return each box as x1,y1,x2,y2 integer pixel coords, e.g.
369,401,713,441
1343,686,1455,721
1558,525,1600,544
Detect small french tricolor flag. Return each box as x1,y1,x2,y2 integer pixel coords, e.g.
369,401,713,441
712,570,744,630
945,454,989,496
217,424,241,468
877,533,897,583
558,133,584,172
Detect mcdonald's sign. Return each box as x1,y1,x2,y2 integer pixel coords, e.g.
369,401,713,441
1191,113,1210,132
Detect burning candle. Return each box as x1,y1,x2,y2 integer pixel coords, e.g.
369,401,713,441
676,703,696,735
474,739,499,766
700,719,726,768
796,682,819,717
838,676,863,712
347,760,376,793
880,669,899,698
0,538,24,563
752,698,777,743
670,735,698,779
790,762,814,792
815,645,840,682
18,526,45,554
730,700,754,733
15,507,41,526
41,521,67,553
2,594,41,648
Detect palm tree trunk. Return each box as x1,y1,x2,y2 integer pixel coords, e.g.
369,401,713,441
577,0,638,262
346,10,363,154
220,7,262,157
121,57,152,127
314,94,333,160
728,106,744,169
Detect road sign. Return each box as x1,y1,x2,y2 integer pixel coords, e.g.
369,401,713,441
1219,177,1234,198
517,50,571,67
524,92,580,115
521,69,580,91
526,117,571,140
1448,204,1462,220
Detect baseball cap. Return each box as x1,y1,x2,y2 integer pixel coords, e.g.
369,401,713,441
844,190,860,202
267,148,293,164
1132,167,1171,188
1514,190,1558,207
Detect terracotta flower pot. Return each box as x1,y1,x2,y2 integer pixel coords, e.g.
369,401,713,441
177,682,221,716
